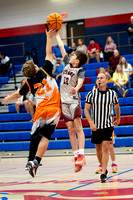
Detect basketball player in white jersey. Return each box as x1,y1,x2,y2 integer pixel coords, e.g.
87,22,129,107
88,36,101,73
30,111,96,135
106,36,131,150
55,32,87,172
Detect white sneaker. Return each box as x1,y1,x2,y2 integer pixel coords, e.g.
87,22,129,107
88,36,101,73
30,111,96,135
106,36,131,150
123,90,128,97
121,88,124,97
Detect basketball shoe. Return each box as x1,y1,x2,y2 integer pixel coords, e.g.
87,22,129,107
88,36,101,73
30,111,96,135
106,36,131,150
95,164,102,174
75,154,86,166
74,157,82,173
100,174,107,183
25,162,42,170
27,159,39,177
111,163,118,173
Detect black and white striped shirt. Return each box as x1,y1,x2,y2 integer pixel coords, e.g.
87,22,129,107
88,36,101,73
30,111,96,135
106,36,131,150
85,88,119,129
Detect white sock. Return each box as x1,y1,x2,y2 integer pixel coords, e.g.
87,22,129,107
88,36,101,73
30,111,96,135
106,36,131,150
79,149,84,155
73,150,79,157
112,161,116,165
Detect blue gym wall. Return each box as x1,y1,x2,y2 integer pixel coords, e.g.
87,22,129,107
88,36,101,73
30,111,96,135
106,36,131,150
0,13,133,67
0,33,46,67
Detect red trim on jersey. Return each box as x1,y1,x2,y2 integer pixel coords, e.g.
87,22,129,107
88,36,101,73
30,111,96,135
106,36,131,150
0,24,46,38
63,115,72,123
62,106,82,122
74,105,82,119
85,13,133,28
25,80,31,92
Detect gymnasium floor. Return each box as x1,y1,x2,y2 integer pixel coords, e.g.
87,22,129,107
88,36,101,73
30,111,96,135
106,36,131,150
0,149,133,200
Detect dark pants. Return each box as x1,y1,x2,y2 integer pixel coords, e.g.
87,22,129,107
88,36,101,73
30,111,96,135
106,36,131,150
108,69,115,77
113,85,127,97
104,52,114,62
0,62,10,76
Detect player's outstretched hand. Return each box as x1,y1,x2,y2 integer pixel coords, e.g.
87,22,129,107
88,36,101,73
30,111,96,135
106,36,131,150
3,96,9,105
46,29,57,38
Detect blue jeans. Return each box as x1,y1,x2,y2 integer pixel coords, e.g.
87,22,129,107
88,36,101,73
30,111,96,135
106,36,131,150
113,85,127,97
128,36,133,53
126,76,131,88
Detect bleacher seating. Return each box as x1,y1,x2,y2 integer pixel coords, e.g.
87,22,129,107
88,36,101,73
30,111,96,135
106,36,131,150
0,57,133,151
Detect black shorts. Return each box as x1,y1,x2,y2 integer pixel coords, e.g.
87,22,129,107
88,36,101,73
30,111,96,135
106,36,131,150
91,127,114,144
31,123,56,140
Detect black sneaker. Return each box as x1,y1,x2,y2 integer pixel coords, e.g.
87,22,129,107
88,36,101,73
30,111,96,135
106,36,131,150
28,159,39,178
25,162,42,170
100,174,107,183
25,163,30,170
105,169,108,176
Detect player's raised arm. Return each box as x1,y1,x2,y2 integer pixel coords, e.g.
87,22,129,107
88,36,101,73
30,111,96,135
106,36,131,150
45,30,56,62
55,32,67,59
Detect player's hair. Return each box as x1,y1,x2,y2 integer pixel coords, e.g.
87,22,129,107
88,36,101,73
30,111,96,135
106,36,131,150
119,57,128,69
22,60,36,78
98,72,108,80
0,52,6,58
99,67,106,73
75,51,87,67
106,36,114,44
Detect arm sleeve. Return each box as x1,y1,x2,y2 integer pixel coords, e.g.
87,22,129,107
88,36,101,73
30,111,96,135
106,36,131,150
129,64,133,72
63,54,70,65
87,44,91,51
113,91,119,105
78,68,85,79
85,91,92,104
19,82,29,96
42,60,53,77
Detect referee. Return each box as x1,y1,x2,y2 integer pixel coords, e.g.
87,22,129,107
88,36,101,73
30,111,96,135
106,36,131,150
85,73,120,183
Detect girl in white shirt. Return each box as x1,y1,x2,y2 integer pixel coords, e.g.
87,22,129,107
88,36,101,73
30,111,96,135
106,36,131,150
119,57,133,88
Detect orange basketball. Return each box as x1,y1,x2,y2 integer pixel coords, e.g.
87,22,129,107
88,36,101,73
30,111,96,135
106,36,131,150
46,13,63,30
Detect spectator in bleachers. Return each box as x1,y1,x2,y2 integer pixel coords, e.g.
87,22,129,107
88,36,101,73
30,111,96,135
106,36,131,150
104,36,117,62
99,67,112,81
108,50,121,77
77,39,87,53
113,64,128,97
15,79,35,121
52,57,65,80
52,44,70,63
0,52,10,76
119,57,133,88
87,39,100,63
127,15,133,53
67,42,77,57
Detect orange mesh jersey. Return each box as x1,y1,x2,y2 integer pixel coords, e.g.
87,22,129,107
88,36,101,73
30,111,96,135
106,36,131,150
19,61,61,130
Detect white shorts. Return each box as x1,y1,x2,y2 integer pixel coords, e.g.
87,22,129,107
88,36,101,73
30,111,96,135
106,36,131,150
61,103,82,122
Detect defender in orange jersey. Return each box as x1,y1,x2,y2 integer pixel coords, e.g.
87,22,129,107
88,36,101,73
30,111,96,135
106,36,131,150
3,30,61,177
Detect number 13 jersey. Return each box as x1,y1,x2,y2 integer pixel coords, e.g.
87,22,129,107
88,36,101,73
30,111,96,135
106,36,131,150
60,55,85,104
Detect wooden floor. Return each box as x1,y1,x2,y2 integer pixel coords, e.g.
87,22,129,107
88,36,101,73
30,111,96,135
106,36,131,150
0,154,133,200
